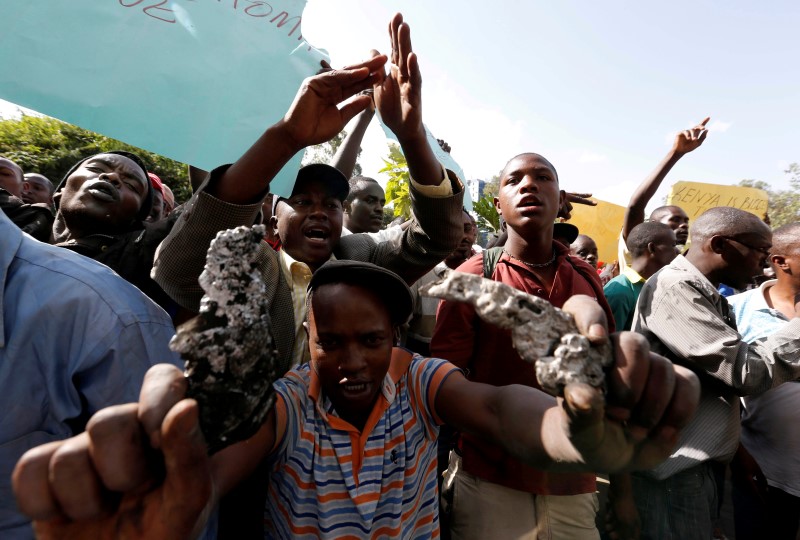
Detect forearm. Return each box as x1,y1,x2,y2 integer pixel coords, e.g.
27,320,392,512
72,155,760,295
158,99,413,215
491,385,586,470
623,149,683,238
210,413,276,498
152,174,264,311
399,131,443,186
375,175,463,284
210,121,302,204
330,108,374,178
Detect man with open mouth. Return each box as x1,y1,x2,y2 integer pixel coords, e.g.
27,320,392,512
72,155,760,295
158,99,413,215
50,151,180,314
13,260,700,540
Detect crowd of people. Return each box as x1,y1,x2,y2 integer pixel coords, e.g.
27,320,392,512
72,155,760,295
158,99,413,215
1,12,798,540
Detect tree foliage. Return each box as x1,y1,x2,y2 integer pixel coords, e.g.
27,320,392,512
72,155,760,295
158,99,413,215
483,172,501,200
473,193,500,233
739,164,800,228
381,143,412,219
0,115,192,203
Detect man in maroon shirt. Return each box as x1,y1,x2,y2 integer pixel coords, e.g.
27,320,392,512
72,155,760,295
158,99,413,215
432,152,613,540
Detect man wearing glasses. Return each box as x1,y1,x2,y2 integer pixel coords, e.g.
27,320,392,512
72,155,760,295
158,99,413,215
625,206,800,540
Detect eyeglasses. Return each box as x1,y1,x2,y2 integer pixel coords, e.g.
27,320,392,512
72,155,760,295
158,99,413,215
721,236,771,256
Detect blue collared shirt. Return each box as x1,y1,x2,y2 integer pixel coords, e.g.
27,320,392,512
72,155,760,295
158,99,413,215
0,210,181,538
729,281,800,496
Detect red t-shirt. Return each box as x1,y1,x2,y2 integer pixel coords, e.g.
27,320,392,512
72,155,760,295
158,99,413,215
430,243,614,494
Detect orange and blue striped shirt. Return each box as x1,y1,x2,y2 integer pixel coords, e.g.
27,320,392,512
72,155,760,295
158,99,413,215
267,349,459,539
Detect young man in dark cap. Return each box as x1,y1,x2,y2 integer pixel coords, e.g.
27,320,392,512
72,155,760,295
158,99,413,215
155,13,464,377
14,259,700,539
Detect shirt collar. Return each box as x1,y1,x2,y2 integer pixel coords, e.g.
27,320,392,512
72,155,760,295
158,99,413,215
670,254,720,298
622,266,645,284
0,211,24,348
752,279,778,312
306,348,412,424
279,249,335,285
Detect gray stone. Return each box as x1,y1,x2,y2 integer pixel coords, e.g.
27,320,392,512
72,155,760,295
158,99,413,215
420,269,612,395
170,225,279,454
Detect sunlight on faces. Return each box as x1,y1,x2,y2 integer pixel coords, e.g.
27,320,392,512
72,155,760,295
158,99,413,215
345,180,385,234
495,153,562,236
272,178,344,270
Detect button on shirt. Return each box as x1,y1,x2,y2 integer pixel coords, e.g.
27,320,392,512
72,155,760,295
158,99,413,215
0,210,181,538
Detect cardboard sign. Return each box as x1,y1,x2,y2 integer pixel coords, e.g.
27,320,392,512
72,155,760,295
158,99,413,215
668,181,769,219
0,1,328,196
568,199,627,263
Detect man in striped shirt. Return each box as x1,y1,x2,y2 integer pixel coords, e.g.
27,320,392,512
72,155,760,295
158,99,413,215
15,259,700,539
631,207,800,539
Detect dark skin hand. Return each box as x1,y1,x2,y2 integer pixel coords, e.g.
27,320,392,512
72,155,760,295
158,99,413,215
371,14,442,186
13,296,701,539
622,117,709,240
558,190,597,220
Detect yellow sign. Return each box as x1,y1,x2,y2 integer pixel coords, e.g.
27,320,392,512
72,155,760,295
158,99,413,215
568,199,627,264
667,181,769,219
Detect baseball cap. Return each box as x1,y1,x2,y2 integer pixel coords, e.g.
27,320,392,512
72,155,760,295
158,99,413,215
272,163,350,214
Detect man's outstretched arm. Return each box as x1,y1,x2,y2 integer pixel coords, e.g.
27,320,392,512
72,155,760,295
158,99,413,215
435,295,701,473
622,117,709,240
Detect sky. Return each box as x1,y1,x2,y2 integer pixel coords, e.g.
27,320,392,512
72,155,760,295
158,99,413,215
2,1,799,213
300,0,800,212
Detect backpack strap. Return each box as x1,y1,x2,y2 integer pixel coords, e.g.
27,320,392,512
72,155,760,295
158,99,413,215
482,246,505,278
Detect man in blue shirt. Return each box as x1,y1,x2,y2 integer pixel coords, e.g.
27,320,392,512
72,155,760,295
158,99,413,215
0,207,180,539
728,222,800,540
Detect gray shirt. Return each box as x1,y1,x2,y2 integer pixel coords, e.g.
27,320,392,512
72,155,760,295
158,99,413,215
633,255,800,479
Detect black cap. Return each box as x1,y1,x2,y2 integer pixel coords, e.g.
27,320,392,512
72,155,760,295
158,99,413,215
308,260,413,326
553,222,579,245
272,163,350,214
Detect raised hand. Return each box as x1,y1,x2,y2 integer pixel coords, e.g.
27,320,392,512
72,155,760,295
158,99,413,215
672,116,710,155
279,54,387,152
374,13,425,144
13,365,213,540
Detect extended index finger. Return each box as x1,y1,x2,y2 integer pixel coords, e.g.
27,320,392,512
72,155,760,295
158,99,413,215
697,116,710,128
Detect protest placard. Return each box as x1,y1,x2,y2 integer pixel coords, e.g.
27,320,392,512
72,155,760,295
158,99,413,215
668,181,769,219
0,0,327,196
568,198,627,263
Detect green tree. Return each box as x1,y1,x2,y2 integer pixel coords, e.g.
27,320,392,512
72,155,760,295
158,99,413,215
473,193,500,233
301,130,363,176
739,165,800,228
381,143,412,219
0,115,192,203
482,172,501,200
